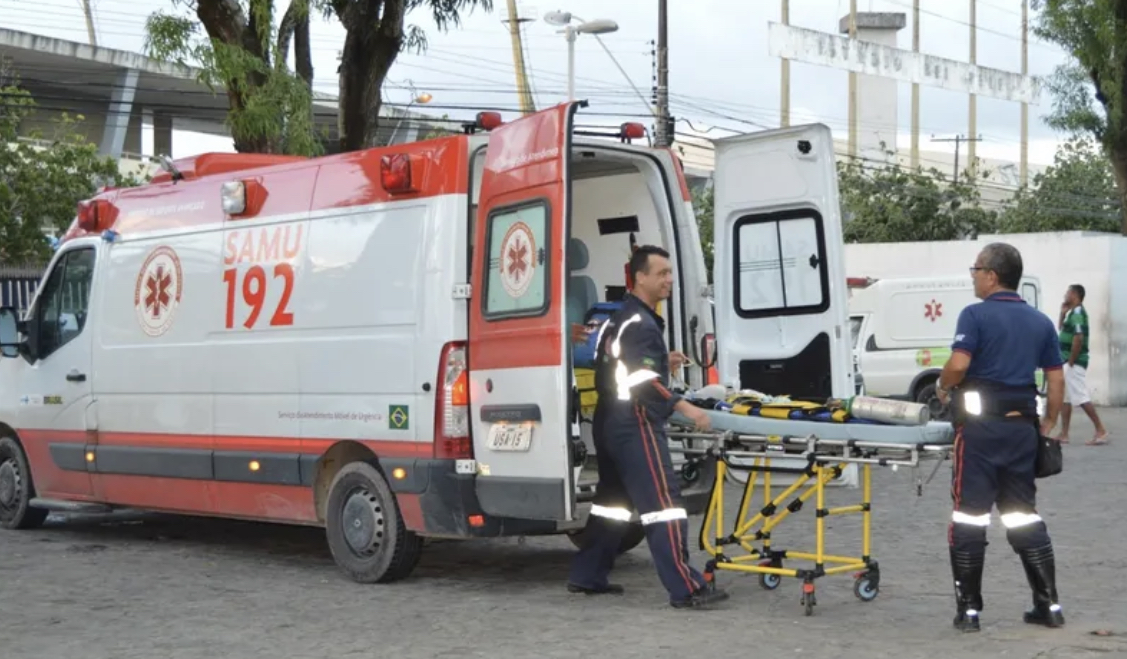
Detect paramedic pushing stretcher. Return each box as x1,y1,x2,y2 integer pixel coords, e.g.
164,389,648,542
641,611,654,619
936,242,1066,633
567,245,730,610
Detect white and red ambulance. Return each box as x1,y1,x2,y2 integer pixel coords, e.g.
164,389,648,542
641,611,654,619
0,102,853,583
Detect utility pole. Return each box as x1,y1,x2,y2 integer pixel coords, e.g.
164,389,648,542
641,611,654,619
967,0,978,178
847,0,857,159
654,0,671,147
931,135,982,185
81,0,98,46
503,0,535,115
780,0,790,127
910,0,920,170
1020,0,1029,186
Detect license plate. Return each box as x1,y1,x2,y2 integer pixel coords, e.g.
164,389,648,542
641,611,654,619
486,423,533,452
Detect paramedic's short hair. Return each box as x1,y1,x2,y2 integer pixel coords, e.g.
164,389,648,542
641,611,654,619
979,242,1022,290
630,245,670,281
1069,284,1086,301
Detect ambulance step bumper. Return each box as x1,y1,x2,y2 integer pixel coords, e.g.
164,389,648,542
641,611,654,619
381,458,559,539
29,498,115,514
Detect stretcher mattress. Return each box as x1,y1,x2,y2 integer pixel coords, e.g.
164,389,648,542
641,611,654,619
670,408,956,446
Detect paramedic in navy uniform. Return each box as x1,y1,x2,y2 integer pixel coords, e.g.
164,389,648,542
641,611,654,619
936,242,1066,633
566,245,729,610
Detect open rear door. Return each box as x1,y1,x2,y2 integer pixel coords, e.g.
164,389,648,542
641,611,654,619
712,124,854,400
468,102,582,521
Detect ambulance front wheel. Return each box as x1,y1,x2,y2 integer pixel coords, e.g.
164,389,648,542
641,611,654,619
0,435,49,531
325,461,423,584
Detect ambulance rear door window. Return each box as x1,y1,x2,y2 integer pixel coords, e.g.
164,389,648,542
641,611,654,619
483,200,550,319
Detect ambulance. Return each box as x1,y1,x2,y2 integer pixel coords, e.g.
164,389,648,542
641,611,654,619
848,274,1043,417
0,102,853,584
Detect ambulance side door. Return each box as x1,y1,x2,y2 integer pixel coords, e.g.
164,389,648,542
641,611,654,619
468,102,582,521
712,123,854,400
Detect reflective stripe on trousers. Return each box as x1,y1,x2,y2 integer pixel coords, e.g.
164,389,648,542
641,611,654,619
951,511,1043,528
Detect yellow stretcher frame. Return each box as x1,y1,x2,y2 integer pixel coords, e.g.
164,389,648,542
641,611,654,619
667,427,954,617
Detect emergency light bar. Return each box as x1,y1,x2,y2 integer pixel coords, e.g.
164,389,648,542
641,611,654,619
76,198,118,233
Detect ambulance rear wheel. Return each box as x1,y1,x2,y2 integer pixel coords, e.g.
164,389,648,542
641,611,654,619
325,461,423,584
0,435,49,531
568,521,646,554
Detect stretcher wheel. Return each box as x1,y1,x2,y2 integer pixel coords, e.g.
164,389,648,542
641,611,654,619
758,572,781,590
757,560,781,590
853,575,879,602
801,579,816,616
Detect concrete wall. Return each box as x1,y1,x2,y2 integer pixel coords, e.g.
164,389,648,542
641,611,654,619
844,231,1125,406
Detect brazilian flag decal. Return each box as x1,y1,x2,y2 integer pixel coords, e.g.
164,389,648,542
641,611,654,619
389,405,410,430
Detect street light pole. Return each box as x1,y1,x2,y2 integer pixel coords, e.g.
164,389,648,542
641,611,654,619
566,25,576,100
544,11,619,104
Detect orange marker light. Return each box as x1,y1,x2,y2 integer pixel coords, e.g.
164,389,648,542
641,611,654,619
85,451,95,463
392,467,407,480
468,515,485,527
249,460,261,472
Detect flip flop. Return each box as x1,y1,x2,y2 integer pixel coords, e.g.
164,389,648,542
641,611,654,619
1086,435,1109,446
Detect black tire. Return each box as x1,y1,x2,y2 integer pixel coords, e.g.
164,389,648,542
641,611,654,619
0,435,49,531
325,461,423,584
568,520,646,554
916,382,950,422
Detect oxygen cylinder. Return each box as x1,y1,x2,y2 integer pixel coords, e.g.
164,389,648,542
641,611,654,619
846,395,930,426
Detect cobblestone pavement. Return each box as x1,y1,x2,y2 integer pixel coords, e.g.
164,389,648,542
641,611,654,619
2,410,1126,659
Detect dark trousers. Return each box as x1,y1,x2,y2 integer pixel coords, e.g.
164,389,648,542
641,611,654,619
948,416,1058,616
568,403,705,602
949,417,1051,552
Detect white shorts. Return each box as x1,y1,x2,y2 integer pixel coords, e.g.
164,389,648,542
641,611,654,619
1064,364,1091,406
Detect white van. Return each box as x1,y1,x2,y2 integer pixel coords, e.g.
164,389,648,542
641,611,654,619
0,103,851,583
848,275,1042,416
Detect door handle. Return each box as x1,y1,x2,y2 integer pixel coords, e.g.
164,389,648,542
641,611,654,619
66,370,86,383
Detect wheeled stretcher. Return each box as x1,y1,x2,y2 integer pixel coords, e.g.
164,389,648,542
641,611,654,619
666,407,956,616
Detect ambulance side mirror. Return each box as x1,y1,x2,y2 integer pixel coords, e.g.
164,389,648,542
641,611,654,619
0,306,22,358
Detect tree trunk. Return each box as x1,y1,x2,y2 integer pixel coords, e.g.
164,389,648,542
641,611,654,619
1109,146,1127,234
197,0,274,153
337,0,405,152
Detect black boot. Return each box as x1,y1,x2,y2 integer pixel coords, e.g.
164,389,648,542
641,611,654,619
950,547,985,632
1018,544,1065,628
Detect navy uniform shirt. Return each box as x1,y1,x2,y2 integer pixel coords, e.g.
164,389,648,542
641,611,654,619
594,293,681,421
950,291,1063,410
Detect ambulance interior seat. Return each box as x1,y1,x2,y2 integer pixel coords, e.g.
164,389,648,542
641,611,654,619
567,237,599,325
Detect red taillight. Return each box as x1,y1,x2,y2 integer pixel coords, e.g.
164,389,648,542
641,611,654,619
702,333,719,385
620,122,645,140
380,153,415,194
476,111,503,131
434,341,473,459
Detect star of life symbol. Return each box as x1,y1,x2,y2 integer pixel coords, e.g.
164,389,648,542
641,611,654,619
134,245,183,337
924,299,943,322
499,221,536,298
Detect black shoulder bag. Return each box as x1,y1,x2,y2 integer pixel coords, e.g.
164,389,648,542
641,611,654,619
1034,422,1063,479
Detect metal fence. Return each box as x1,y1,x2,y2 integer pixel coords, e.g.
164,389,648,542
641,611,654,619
0,263,46,314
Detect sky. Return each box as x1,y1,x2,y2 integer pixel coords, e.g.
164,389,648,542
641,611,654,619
0,0,1077,168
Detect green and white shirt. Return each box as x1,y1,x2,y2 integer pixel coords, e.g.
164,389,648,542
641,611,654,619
1059,305,1090,369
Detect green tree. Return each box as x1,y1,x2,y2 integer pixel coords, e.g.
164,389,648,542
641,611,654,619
145,0,320,156
145,0,493,155
691,184,714,283
837,153,997,243
996,136,1120,233
1,83,145,264
1032,0,1127,233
